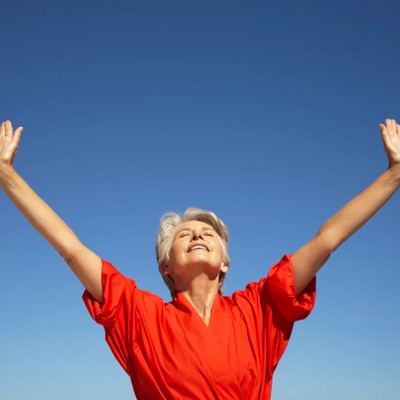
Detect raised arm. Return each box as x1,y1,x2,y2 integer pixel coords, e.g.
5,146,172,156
292,119,400,295
0,121,103,301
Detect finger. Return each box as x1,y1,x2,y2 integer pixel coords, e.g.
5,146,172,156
0,121,5,137
385,118,395,132
379,123,386,134
4,120,13,137
384,119,395,133
10,127,23,147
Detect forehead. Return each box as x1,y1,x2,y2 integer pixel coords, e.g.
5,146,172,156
175,220,215,232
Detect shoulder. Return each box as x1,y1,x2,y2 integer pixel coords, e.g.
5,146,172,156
226,255,316,322
84,259,167,325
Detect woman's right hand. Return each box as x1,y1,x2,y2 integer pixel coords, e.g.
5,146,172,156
0,120,23,169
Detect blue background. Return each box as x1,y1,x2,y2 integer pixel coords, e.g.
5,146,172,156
1,1,399,399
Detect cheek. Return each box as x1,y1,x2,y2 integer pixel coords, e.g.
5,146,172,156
215,241,224,260
169,241,185,264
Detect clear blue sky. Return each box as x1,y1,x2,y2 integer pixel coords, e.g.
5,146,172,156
1,1,399,399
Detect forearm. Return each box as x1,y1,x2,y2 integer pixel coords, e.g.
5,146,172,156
317,164,400,252
293,164,400,295
0,166,81,257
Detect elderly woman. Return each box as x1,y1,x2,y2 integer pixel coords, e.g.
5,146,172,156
1,119,399,399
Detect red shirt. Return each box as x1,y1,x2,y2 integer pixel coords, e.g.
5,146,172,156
83,255,316,399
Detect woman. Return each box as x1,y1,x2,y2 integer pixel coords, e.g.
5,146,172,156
1,119,399,399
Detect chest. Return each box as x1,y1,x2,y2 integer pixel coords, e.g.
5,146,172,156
132,304,262,393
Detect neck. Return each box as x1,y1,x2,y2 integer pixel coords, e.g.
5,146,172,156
176,275,220,325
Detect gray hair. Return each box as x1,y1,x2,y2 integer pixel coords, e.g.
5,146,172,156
156,207,230,298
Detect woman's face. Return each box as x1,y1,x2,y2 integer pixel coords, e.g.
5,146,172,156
166,220,227,282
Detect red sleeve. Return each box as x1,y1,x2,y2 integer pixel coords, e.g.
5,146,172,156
82,259,136,374
267,254,316,322
265,254,316,376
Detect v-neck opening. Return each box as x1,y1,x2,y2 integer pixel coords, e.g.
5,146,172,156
174,292,221,329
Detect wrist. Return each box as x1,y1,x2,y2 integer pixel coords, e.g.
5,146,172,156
0,164,17,187
387,164,400,187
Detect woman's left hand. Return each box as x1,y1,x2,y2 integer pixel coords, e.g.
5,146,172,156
380,118,400,168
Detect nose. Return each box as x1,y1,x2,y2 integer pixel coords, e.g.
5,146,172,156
190,230,203,241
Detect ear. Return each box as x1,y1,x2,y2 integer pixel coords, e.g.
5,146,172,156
220,262,229,274
160,263,170,276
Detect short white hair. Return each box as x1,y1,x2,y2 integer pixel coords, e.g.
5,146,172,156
156,207,230,298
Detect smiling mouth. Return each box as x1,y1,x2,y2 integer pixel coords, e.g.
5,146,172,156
188,244,209,252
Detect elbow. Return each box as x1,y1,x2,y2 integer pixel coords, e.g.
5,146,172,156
57,238,84,261
314,229,340,255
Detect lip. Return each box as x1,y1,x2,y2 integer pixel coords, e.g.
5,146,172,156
187,244,209,252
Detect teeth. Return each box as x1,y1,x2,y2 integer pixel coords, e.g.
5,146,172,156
189,245,207,251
